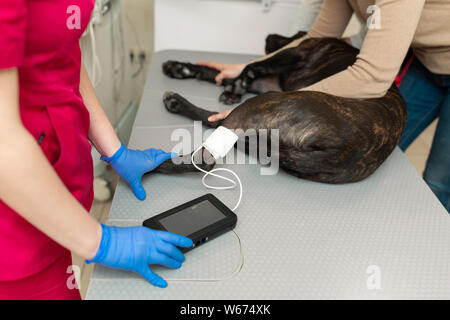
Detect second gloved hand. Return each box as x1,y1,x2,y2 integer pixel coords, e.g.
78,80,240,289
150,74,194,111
87,224,193,288
101,144,176,200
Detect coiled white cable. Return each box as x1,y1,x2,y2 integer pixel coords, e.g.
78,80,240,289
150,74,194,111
97,222,244,283
191,146,243,212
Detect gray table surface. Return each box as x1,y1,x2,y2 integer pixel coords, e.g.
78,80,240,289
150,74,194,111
86,50,450,300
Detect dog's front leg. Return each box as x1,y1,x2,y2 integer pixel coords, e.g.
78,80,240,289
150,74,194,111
219,46,307,105
162,61,219,83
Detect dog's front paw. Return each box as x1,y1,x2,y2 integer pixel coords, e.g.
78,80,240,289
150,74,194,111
162,60,179,77
163,91,183,113
219,77,248,105
162,60,194,79
219,91,242,105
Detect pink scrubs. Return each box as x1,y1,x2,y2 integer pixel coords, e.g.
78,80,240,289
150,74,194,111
0,0,95,299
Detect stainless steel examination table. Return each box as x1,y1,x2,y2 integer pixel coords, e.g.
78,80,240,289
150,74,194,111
86,50,450,300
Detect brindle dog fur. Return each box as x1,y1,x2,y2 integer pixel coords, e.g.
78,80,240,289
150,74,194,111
156,35,407,184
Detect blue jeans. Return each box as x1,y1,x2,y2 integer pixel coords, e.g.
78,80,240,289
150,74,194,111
398,59,450,213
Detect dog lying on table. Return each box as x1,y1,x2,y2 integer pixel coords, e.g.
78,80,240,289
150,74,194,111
155,33,406,184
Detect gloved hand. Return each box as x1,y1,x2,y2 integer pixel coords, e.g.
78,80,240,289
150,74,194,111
101,143,176,200
87,224,193,288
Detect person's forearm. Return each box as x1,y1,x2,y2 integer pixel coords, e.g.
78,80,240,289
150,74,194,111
80,64,121,157
0,130,102,259
301,0,426,99
0,69,101,260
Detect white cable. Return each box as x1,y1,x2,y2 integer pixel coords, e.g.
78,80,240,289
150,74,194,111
93,230,244,283
165,231,244,283
191,146,242,212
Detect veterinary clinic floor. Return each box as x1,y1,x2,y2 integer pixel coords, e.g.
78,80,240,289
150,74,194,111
72,119,438,299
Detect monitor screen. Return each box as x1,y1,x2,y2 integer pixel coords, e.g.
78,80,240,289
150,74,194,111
158,200,226,236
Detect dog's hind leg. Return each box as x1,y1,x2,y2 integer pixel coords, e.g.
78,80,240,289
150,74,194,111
154,148,216,174
162,61,219,84
163,91,222,128
152,92,218,174
157,92,226,174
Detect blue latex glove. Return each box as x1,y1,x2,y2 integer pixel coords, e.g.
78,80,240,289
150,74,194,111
101,143,176,200
87,224,193,288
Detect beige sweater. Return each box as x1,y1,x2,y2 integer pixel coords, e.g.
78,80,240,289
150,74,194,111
294,0,450,98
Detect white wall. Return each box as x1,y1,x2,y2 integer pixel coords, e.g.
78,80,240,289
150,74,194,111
155,0,302,55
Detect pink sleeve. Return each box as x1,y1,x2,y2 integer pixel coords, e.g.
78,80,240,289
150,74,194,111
0,0,27,69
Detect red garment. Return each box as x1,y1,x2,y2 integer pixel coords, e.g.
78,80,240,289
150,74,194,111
0,250,82,300
395,54,415,87
0,0,95,298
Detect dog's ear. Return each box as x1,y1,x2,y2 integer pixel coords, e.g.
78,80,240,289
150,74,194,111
265,34,288,54
265,31,307,54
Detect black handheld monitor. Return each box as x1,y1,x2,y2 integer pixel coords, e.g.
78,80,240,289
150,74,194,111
143,194,237,252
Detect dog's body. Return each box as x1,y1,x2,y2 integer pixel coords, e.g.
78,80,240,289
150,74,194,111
157,36,407,183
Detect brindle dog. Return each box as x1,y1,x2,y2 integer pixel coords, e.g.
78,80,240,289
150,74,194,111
155,35,407,183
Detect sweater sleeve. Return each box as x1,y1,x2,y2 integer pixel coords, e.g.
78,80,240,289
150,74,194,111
302,0,426,98
307,0,354,39
252,0,353,63
0,0,27,69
